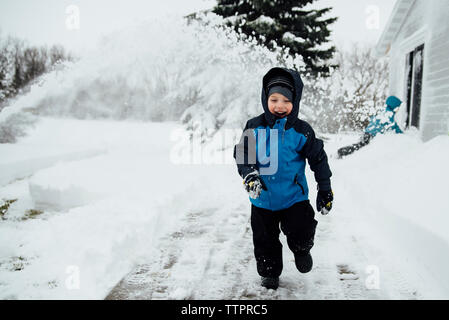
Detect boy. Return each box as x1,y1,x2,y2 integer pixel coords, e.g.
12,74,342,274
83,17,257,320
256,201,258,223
337,95,403,158
233,67,333,290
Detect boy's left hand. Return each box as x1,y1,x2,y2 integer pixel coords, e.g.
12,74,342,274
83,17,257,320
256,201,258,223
317,190,334,215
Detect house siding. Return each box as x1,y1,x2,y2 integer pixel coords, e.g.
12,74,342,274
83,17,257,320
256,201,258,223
388,0,449,141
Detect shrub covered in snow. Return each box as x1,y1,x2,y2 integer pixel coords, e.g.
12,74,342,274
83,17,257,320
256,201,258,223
302,45,389,133
0,33,71,105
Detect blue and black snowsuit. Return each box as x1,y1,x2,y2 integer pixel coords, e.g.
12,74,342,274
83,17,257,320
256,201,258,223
233,67,332,278
338,96,403,158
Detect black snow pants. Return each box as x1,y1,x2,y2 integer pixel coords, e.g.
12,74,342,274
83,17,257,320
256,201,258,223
251,200,318,278
337,133,373,158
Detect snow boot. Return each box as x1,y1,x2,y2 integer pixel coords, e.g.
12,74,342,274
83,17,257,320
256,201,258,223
295,252,313,273
261,277,279,290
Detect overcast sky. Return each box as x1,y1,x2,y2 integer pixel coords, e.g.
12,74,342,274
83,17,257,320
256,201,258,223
0,0,396,53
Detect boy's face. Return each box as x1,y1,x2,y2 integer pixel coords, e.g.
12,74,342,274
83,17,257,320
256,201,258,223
268,93,293,118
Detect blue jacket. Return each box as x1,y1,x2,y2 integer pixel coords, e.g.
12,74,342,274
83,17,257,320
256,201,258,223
233,67,332,211
365,103,403,137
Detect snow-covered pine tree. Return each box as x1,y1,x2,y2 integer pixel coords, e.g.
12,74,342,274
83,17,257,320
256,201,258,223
213,0,338,76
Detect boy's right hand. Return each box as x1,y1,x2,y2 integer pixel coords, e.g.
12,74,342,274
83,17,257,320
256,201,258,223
243,170,268,200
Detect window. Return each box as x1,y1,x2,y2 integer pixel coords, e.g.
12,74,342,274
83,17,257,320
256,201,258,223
404,44,425,129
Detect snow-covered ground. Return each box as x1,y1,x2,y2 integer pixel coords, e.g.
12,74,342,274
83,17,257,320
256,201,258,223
1,117,448,299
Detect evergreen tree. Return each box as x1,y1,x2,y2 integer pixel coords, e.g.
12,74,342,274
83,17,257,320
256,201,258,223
213,0,338,75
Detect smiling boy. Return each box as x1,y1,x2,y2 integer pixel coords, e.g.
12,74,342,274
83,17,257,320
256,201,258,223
233,67,334,290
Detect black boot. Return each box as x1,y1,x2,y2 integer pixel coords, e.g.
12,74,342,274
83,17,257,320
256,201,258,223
294,252,313,273
261,277,279,290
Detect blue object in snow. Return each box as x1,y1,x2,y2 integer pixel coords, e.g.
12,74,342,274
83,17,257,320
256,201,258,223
365,96,403,137
386,96,402,109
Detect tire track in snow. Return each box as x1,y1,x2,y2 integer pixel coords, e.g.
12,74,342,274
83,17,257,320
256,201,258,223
105,203,251,299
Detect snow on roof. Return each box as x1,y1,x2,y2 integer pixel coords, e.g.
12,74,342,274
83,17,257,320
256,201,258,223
376,0,415,57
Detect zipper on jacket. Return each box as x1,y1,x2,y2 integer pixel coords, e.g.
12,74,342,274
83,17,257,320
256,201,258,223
275,119,285,144
294,173,305,195
282,122,287,144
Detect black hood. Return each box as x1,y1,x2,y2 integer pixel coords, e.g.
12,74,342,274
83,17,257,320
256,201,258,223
261,67,304,128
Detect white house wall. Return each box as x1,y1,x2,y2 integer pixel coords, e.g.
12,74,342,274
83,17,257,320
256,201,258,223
388,0,449,141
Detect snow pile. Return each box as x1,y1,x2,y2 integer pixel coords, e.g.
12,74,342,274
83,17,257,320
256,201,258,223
0,117,243,299
0,117,112,186
331,133,449,244
329,133,449,296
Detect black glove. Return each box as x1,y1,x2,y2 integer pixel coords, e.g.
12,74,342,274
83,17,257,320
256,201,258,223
243,170,268,199
316,189,334,215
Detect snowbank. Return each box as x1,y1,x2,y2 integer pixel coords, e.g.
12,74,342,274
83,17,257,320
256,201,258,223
329,133,449,296
0,118,243,299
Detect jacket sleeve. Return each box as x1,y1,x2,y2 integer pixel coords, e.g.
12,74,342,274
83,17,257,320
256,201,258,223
233,120,258,179
299,122,332,191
